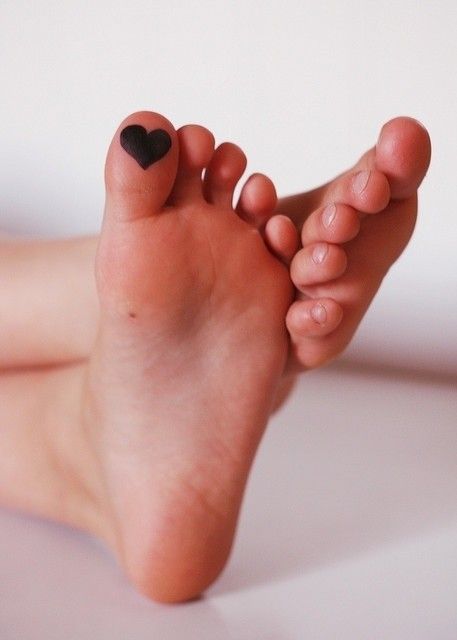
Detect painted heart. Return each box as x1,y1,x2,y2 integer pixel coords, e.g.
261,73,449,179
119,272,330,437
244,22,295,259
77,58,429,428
120,125,172,169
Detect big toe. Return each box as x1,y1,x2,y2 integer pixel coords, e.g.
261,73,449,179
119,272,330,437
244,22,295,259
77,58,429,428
104,111,179,222
375,116,431,200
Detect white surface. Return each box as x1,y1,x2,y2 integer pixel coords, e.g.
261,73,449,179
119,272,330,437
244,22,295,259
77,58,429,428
1,366,456,638
1,0,457,372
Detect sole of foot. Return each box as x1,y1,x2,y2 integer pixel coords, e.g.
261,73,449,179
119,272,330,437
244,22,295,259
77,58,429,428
83,112,295,602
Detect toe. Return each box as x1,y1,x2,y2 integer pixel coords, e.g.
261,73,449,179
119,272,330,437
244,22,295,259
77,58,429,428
203,142,247,208
375,116,432,200
168,125,215,204
286,298,344,369
105,111,179,222
264,214,299,263
236,173,277,227
301,202,361,246
290,243,348,289
287,298,343,337
328,168,391,214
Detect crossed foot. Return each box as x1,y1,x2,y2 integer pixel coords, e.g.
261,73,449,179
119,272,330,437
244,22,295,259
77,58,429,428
77,112,430,602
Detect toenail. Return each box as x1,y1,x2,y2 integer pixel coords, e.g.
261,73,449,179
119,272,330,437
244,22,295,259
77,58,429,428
310,303,327,325
322,203,337,228
312,243,328,264
354,170,370,194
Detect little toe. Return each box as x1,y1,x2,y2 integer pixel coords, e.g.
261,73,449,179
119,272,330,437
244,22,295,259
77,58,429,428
203,142,247,208
291,243,348,289
167,125,215,205
105,111,179,222
301,202,361,246
236,173,277,227
264,214,299,263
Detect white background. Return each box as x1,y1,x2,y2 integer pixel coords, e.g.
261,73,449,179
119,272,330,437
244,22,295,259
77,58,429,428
1,1,457,638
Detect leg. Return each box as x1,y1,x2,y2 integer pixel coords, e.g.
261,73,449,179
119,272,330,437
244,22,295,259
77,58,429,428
0,235,98,368
0,362,106,539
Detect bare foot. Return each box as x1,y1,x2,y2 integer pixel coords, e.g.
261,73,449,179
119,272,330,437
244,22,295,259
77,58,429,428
0,114,431,604
0,119,428,382
83,112,295,602
275,117,431,370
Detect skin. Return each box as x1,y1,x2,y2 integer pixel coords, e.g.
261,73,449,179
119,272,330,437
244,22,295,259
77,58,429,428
0,114,431,602
0,117,430,375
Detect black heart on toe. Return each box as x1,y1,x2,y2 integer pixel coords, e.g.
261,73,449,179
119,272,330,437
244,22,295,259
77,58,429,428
120,125,172,170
